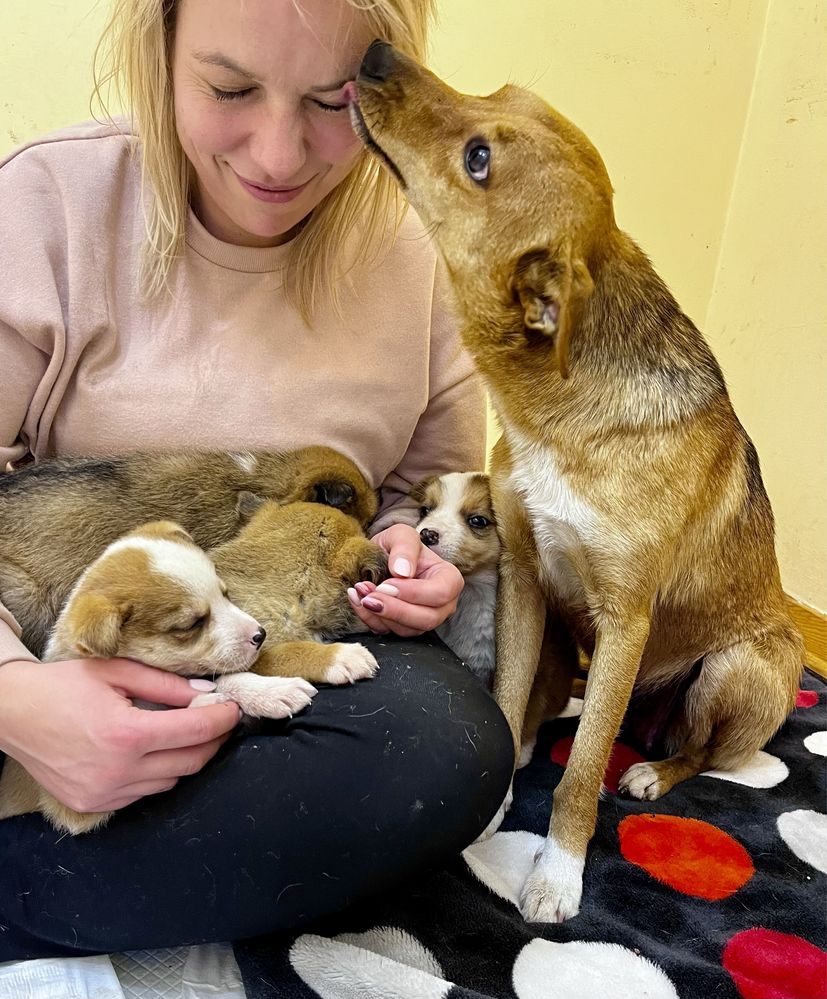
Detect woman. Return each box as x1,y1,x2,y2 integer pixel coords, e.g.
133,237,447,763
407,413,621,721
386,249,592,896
0,0,512,962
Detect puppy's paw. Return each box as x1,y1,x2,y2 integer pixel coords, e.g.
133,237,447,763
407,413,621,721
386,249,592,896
618,761,663,800
40,794,113,836
358,546,389,585
519,837,584,923
322,643,379,684
474,781,513,843
215,673,317,719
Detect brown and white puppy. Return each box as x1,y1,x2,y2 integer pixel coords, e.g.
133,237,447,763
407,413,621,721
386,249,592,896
0,520,318,835
350,43,803,922
411,472,498,688
0,446,377,658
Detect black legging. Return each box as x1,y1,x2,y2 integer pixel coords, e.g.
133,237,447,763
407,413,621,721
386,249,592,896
0,634,512,960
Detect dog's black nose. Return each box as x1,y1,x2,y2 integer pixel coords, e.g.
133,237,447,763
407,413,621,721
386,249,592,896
359,39,396,83
420,528,439,547
251,627,266,648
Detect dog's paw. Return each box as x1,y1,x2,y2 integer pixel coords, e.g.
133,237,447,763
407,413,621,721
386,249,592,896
322,643,379,684
517,737,536,769
214,673,317,719
618,761,663,800
519,838,585,923
474,782,513,843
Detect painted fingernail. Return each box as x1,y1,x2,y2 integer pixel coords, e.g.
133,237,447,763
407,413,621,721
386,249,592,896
392,558,412,577
347,587,361,606
362,597,384,613
375,582,399,596
189,678,217,691
355,581,373,596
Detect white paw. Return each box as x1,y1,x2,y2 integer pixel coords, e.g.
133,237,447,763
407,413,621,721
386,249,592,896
618,761,662,800
519,838,584,923
322,644,378,684
214,673,317,719
517,738,536,769
474,782,513,843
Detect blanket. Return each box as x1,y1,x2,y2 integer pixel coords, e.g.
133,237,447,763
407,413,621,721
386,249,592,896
233,669,827,999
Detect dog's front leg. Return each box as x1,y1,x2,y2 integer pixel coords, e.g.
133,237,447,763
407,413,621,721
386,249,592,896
477,485,546,842
520,609,650,922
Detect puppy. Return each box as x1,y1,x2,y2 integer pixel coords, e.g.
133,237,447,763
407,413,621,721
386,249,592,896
0,520,317,835
411,472,498,688
0,446,376,657
411,472,580,757
350,42,803,922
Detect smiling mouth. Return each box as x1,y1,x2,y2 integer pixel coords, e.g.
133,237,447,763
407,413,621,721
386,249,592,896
348,99,406,189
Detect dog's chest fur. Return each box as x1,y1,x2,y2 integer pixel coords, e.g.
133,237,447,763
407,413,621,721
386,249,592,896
437,567,497,687
505,428,601,609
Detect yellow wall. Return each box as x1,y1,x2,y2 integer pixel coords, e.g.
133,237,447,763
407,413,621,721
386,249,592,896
2,2,824,611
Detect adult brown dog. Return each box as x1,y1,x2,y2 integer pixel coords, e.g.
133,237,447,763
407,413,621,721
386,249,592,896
348,42,803,922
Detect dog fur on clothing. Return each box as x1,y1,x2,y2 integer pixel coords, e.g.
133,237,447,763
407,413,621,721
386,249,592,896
350,41,803,923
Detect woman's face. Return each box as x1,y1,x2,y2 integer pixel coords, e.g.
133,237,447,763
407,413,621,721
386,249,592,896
172,0,372,247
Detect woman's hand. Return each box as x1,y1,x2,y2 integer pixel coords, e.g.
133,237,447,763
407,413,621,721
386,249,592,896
347,523,464,637
0,658,240,814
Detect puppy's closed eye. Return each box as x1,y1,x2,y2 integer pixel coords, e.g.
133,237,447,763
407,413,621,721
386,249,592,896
170,613,209,635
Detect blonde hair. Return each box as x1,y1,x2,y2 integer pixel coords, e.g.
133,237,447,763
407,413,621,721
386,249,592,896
92,0,436,317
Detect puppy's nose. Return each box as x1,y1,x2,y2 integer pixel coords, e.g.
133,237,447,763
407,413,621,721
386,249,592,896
251,627,266,648
420,528,440,547
359,39,396,84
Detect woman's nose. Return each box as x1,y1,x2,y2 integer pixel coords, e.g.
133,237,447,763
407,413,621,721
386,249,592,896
249,104,308,183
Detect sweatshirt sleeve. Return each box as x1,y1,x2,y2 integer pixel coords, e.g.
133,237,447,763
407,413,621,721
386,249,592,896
0,144,68,469
370,259,487,535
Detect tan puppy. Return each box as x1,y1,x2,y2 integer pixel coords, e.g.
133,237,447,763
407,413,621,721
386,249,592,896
411,472,498,687
0,446,376,658
0,502,386,835
0,520,316,834
350,42,803,922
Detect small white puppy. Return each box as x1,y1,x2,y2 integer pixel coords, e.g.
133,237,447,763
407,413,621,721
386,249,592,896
411,472,499,688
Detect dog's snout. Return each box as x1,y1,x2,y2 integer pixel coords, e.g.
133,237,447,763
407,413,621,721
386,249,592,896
251,627,266,648
420,528,440,547
359,39,396,84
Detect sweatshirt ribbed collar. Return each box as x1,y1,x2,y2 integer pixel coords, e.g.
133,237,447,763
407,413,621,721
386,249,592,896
185,208,293,273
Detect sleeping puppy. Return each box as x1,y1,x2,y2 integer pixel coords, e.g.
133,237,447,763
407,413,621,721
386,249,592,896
0,520,317,835
411,472,498,688
0,446,376,658
0,502,387,835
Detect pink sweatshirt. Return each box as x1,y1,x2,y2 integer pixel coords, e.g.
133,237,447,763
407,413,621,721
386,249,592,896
0,119,486,665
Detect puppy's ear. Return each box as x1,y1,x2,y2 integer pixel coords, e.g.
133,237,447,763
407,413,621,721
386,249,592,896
511,244,594,378
409,475,437,506
136,520,193,544
236,490,266,525
312,479,356,511
64,593,127,658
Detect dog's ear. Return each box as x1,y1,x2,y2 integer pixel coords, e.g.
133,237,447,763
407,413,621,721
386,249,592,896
511,244,594,378
235,490,267,525
65,593,127,658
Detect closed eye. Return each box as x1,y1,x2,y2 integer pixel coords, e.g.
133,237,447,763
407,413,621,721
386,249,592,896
172,614,208,634
311,98,348,113
211,86,254,102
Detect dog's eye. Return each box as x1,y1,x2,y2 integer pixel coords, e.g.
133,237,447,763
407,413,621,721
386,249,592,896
467,515,491,529
419,506,431,518
464,141,491,184
175,614,208,634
